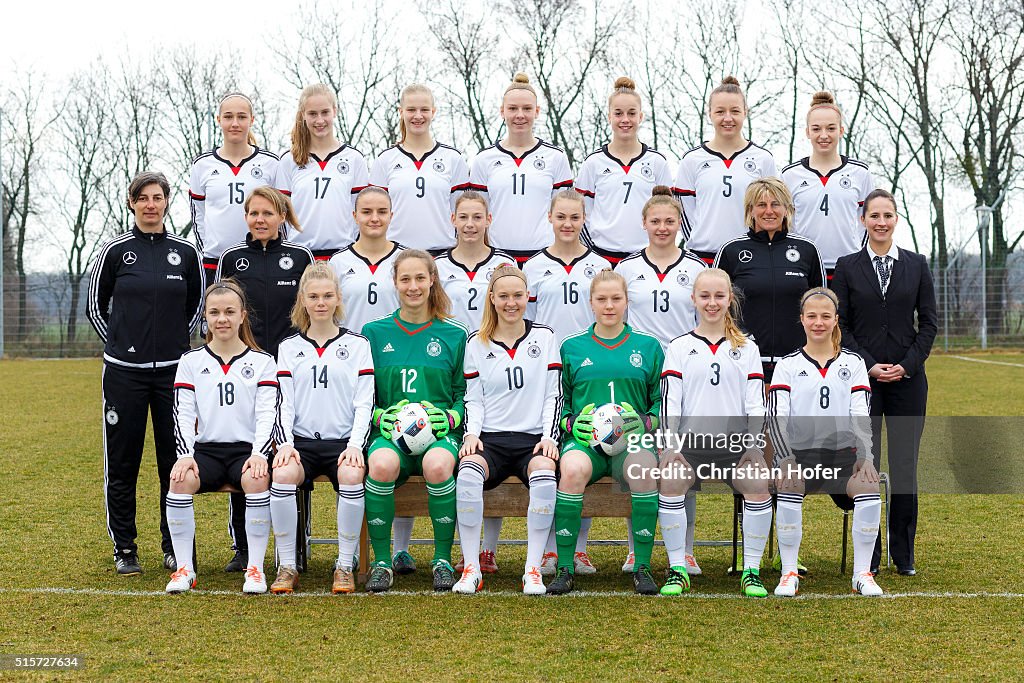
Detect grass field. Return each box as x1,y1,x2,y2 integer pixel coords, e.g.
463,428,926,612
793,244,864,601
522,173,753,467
1,355,1023,680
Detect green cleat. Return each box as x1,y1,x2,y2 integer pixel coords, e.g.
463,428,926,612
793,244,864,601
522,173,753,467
392,550,417,575
740,568,769,597
771,553,808,576
660,566,691,596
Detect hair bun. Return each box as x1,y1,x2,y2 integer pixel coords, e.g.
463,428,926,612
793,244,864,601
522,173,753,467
811,90,835,106
651,185,673,197
721,75,741,87
513,72,530,84
614,76,635,90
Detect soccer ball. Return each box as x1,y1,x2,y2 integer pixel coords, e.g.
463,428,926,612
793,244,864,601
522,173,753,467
391,402,437,456
590,403,628,457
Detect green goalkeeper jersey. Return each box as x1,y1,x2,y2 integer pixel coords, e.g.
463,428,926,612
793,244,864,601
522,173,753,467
362,311,468,435
559,323,664,422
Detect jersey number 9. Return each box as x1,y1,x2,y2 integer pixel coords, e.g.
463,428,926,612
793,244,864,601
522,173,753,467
415,176,426,199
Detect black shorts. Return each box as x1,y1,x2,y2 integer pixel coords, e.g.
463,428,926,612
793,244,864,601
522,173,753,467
293,437,349,491
680,448,747,488
791,447,857,501
592,247,632,265
195,442,255,492
691,250,716,265
503,250,538,266
474,432,545,490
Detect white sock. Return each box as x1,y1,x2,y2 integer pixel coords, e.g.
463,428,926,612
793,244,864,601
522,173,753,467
456,461,485,572
337,484,364,570
852,494,881,576
577,517,593,554
742,498,773,571
658,494,688,568
269,483,297,568
483,517,503,554
393,516,414,553
775,492,804,574
526,471,556,568
166,493,195,572
626,518,635,554
544,526,556,555
684,491,697,556
245,492,271,574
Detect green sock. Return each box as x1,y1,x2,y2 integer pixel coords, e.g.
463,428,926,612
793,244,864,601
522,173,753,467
554,491,584,571
426,477,457,564
364,477,395,566
631,490,659,569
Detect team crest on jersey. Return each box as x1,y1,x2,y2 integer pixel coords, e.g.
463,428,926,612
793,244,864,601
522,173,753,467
839,176,853,190
337,160,350,174
640,164,654,180
485,268,495,281
337,346,349,360
432,160,446,173
235,257,250,271
743,159,757,174
122,251,137,265
251,166,264,179
629,352,643,368
426,341,442,357
528,343,542,358
584,266,597,279
533,157,546,170
279,255,294,270
785,247,800,263
676,272,690,286
838,367,852,381
166,251,181,266
738,250,753,263
241,365,255,379
729,348,742,360
105,406,119,426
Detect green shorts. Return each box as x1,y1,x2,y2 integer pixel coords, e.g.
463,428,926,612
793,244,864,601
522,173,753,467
368,434,460,487
560,438,632,487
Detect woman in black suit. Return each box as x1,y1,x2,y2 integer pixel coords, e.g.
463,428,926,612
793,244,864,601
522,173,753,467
832,188,937,575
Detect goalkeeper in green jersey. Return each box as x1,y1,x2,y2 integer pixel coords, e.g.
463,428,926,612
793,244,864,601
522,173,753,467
360,250,468,593
548,269,665,596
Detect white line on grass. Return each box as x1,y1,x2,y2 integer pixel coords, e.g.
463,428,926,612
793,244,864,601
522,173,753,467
3,586,1023,600
950,355,1024,368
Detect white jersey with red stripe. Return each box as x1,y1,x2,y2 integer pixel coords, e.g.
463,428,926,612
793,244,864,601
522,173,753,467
463,321,562,440
189,148,279,260
369,143,470,251
522,249,612,342
329,242,406,333
575,144,674,254
767,348,872,458
435,248,517,331
276,330,374,446
672,142,777,255
615,249,707,349
172,346,279,459
469,141,574,254
276,145,369,254
782,157,874,269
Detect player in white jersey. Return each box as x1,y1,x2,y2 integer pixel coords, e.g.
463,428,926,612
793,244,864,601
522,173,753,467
277,84,369,258
575,77,675,262
782,91,875,274
767,287,883,597
453,265,562,594
189,93,279,285
436,191,516,333
330,187,406,333
468,73,574,261
673,77,777,261
268,262,375,595
369,84,470,253
659,268,770,596
165,280,278,594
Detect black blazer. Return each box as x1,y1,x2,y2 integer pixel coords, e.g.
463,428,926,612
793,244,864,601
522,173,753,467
832,247,938,378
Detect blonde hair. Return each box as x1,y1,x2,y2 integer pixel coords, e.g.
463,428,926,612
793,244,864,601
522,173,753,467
290,262,344,332
807,90,843,126
454,190,492,248
549,188,585,214
608,76,641,108
393,249,452,320
398,84,435,143
204,278,260,350
641,185,681,221
219,92,258,147
694,269,748,349
589,268,627,299
800,287,842,356
708,76,747,112
477,264,528,344
743,177,795,232
291,84,338,166
504,72,537,100
244,186,303,233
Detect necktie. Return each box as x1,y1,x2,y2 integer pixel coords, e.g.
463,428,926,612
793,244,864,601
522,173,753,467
874,255,891,296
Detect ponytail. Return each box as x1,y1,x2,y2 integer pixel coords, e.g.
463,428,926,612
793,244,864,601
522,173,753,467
694,269,748,349
398,84,435,144
478,264,528,344
204,279,261,351
219,92,259,147
244,186,303,234
393,249,451,320
800,287,842,356
291,84,337,166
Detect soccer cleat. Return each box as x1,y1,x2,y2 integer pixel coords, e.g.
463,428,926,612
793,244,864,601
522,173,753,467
660,566,691,596
165,566,196,593
574,552,598,575
225,549,248,573
772,553,808,576
540,552,558,576
270,566,299,594
432,559,456,592
452,564,484,594
740,568,769,598
546,567,575,595
242,566,267,594
114,550,142,576
774,571,800,597
479,549,499,574
332,567,356,594
684,554,703,576
522,567,546,595
633,566,659,595
392,550,417,575
853,571,884,596
621,552,636,573
365,563,394,593
163,552,177,572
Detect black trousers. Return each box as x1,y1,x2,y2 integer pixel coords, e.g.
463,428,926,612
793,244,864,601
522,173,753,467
102,363,178,555
870,371,927,571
